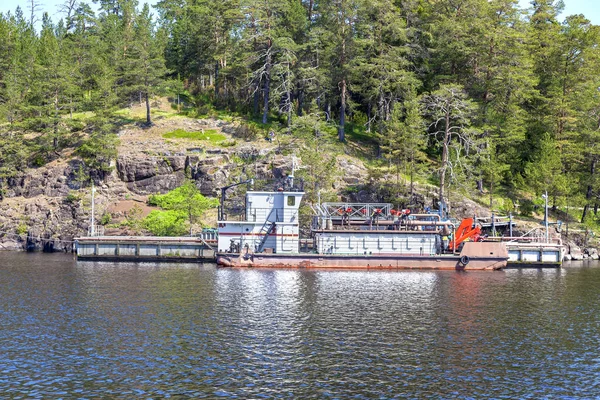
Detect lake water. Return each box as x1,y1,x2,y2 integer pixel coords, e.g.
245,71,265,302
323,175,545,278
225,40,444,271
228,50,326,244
0,252,599,398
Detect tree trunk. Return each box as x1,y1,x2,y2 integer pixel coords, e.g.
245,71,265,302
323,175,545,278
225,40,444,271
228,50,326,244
582,156,597,223
439,110,450,207
367,102,372,133
253,83,260,116
214,61,219,100
262,48,272,124
376,93,385,157
489,177,494,210
338,78,346,141
410,155,415,201
145,91,151,125
477,178,484,193
297,89,304,116
54,89,59,149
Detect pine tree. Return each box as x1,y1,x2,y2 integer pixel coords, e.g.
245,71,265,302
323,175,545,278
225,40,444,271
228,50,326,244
381,98,426,201
126,3,167,125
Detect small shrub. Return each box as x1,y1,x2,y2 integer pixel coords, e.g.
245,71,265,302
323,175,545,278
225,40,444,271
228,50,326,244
16,224,28,235
123,205,144,233
31,154,47,167
65,191,81,203
518,199,535,217
100,213,111,225
143,210,187,236
218,139,237,147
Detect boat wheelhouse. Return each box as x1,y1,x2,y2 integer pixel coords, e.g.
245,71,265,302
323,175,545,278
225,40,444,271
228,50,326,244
217,190,304,255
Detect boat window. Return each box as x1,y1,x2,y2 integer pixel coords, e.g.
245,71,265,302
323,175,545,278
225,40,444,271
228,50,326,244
287,196,295,206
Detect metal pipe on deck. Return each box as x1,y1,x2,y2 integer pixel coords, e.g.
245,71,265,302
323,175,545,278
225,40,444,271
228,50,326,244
338,219,453,226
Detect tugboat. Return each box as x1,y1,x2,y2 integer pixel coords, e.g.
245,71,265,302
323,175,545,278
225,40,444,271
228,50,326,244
216,174,509,270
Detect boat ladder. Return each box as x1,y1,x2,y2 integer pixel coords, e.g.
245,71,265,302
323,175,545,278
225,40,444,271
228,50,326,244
255,209,277,253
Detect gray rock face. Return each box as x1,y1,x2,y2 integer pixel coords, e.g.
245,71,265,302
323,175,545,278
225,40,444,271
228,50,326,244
5,160,86,198
338,158,367,185
117,156,188,195
0,239,23,251
0,196,87,252
115,154,234,196
185,155,229,196
568,242,584,260
585,248,599,260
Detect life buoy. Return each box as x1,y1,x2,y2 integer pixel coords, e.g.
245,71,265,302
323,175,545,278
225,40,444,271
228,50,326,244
460,255,470,265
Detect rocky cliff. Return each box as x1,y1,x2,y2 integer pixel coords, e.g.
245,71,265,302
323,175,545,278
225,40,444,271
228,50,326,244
0,116,369,251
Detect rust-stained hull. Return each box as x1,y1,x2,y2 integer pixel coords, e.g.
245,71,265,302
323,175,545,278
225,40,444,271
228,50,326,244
216,242,508,271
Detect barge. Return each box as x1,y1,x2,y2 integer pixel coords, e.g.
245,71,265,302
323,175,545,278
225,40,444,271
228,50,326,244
216,183,510,270
76,235,216,262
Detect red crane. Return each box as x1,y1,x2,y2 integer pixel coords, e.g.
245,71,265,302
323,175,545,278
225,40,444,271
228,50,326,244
448,218,482,251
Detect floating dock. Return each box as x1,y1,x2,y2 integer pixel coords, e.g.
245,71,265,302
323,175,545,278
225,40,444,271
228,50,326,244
75,236,216,262
486,237,564,268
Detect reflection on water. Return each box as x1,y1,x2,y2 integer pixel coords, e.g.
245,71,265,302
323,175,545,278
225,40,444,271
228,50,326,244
0,252,599,398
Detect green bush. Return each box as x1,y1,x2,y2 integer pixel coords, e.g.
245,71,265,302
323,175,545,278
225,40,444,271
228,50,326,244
100,213,111,225
519,199,535,217
143,210,187,236
76,132,119,173
146,181,218,236
218,139,237,147
16,224,28,235
65,191,81,203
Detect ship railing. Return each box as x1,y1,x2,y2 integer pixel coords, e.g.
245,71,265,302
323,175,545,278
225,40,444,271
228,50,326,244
485,227,563,246
87,225,105,237
486,236,563,246
246,207,298,223
197,230,218,241
321,202,393,219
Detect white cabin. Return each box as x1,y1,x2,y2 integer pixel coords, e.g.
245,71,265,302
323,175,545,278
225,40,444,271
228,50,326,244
218,191,304,254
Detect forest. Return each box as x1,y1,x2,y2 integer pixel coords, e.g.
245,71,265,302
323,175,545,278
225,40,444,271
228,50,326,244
0,0,600,225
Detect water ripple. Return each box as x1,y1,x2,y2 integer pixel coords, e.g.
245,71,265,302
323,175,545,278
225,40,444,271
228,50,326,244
0,253,599,398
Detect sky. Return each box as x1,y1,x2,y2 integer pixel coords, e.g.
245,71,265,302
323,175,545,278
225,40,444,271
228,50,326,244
0,0,598,25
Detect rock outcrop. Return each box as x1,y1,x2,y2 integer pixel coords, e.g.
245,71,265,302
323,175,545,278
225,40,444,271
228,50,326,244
0,132,316,251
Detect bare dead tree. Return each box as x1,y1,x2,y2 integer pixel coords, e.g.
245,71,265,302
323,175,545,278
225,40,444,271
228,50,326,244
28,0,43,26
421,84,477,209
59,0,78,30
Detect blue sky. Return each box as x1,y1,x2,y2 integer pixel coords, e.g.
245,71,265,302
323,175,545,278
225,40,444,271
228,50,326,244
0,0,598,25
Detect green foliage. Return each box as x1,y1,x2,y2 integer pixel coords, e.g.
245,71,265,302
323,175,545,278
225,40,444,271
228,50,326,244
76,133,119,174
146,181,219,235
162,129,225,143
100,213,111,225
143,210,187,236
524,136,568,198
293,114,340,204
16,224,28,235
1,0,600,218
65,191,81,203
122,205,145,234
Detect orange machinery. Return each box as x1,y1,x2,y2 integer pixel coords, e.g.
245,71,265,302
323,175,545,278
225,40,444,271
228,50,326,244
447,218,482,251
